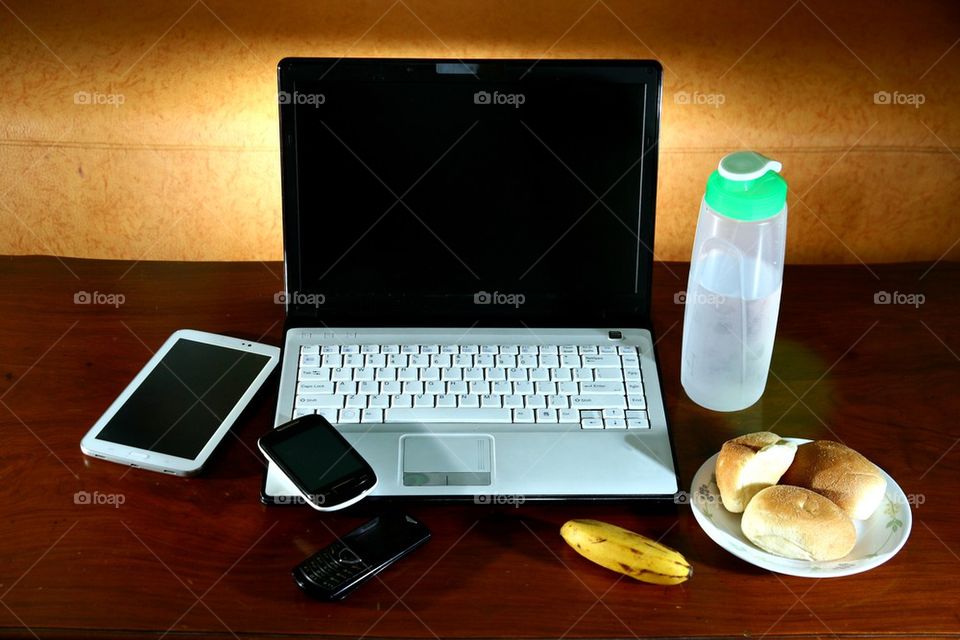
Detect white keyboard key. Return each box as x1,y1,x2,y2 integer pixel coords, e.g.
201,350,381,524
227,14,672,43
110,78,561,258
470,381,490,395
341,345,360,354
578,346,598,355
603,408,625,419
453,354,473,368
481,345,498,354
441,345,459,354
625,410,647,419
570,395,626,409
403,381,424,395
421,345,439,355
503,394,524,408
583,355,620,368
581,382,625,395
540,355,560,368
558,409,580,423
582,410,602,420
436,394,457,407
481,394,502,408
414,394,434,408
386,408,512,423
561,355,580,368
459,394,480,408
338,408,360,423
627,395,647,409
297,395,343,408
598,345,617,354
343,354,364,368
376,367,397,381
460,345,479,354
353,367,374,381
317,409,337,422
402,345,419,354
369,395,390,408
382,345,400,354
486,368,506,381
627,418,650,429
409,354,430,368
618,346,637,354
539,345,558,355
573,368,594,382
536,381,557,395
323,354,343,368
526,395,547,409
381,381,402,395
548,395,569,409
335,381,357,395
529,368,550,382
297,381,335,395
581,418,603,430
625,381,644,395
624,368,642,381
492,380,512,395
293,408,315,418
345,394,367,409
622,354,640,367
321,345,340,354
560,346,578,355
331,367,352,381
431,354,452,368
604,418,627,429
425,380,445,395
300,354,320,367
558,381,579,395
513,408,535,423
500,345,519,355
442,367,463,381
366,354,386,368
463,367,484,381
388,354,407,367
361,409,384,423
448,381,468,395
496,354,517,368
595,368,624,381
299,367,330,380
398,367,418,381
476,354,495,368
361,345,380,354
391,394,413,408
518,355,538,368
300,345,319,355
514,381,534,395
507,368,527,381
550,368,572,382
520,345,539,355
536,408,558,423
421,367,441,382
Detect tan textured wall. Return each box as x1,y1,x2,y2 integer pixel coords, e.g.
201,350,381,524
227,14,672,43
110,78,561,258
1,0,958,263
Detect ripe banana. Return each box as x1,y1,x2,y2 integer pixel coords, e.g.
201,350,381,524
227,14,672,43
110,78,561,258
560,519,693,585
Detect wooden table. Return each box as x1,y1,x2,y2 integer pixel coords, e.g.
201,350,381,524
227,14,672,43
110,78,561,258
1,256,958,639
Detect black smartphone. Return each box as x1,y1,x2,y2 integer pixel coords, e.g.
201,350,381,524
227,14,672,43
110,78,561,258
257,414,377,511
293,513,431,600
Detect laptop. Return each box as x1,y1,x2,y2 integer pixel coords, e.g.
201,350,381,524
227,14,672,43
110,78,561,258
263,58,678,502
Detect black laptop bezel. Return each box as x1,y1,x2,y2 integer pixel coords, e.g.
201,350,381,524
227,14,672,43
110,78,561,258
276,57,663,330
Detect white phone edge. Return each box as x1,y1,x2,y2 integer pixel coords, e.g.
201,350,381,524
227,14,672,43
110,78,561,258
80,329,280,476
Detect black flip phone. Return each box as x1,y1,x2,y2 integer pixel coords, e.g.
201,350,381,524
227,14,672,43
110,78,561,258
293,513,431,600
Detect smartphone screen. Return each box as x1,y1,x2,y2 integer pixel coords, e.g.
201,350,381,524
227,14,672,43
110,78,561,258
95,339,273,459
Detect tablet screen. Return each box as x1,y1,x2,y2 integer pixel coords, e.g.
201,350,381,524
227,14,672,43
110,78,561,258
95,339,272,459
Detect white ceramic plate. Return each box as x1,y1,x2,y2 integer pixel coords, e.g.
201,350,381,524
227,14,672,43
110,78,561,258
689,438,912,577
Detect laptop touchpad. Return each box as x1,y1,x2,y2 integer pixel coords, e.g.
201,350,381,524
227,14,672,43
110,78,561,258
401,434,493,486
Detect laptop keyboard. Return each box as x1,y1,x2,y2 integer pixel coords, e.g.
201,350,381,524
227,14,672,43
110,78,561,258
291,344,649,430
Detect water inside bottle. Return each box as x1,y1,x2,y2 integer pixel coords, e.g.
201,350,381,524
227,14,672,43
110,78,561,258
681,250,782,411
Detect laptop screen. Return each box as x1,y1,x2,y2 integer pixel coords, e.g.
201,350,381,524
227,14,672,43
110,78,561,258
280,59,661,325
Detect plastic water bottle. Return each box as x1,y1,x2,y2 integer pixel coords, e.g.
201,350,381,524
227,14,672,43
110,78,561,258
680,151,787,412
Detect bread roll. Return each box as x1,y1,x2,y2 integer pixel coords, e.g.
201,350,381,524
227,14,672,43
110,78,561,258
716,432,797,513
741,485,857,561
780,440,886,520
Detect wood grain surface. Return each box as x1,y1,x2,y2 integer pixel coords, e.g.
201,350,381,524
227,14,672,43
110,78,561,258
0,256,958,639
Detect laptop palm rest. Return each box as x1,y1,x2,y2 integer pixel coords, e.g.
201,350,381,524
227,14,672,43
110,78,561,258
401,434,493,486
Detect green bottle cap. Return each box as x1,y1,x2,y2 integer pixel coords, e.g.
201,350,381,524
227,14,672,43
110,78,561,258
704,151,787,221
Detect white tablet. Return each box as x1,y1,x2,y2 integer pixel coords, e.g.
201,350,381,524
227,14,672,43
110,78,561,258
81,329,280,476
